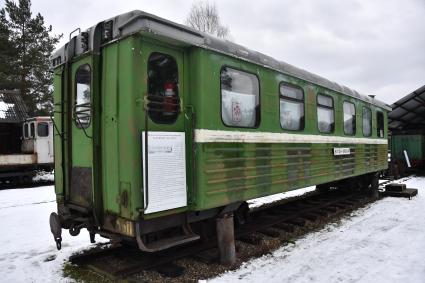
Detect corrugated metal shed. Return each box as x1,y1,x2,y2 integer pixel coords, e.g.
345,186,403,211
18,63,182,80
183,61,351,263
0,90,28,124
388,85,425,131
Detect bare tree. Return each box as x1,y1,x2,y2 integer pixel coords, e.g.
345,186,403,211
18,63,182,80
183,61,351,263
185,1,230,39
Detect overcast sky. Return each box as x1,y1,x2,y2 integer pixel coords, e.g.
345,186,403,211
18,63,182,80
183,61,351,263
2,0,424,104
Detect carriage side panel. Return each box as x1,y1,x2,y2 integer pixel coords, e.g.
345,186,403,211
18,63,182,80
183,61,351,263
191,48,388,210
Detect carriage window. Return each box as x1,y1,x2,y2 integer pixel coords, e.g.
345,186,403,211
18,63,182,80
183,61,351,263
317,94,334,133
221,67,259,128
343,101,356,135
75,64,91,128
362,107,372,137
147,53,180,124
279,83,304,130
377,111,384,138
37,122,49,137
30,122,35,138
24,123,29,139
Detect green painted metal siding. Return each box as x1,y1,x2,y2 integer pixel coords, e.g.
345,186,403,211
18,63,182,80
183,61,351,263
391,135,425,161
53,34,388,221
53,68,64,198
190,47,388,210
191,48,388,138
101,37,144,220
194,143,387,210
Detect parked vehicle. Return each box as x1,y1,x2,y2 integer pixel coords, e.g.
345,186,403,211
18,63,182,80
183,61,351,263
49,10,390,259
0,116,54,185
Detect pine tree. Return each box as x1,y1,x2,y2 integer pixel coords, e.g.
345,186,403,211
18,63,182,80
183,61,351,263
2,0,61,115
0,8,18,90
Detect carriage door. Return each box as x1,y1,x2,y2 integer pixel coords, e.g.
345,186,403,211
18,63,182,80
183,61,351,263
69,62,94,208
35,120,53,163
142,45,187,214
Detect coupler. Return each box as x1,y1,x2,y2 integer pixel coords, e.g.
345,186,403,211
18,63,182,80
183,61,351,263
49,212,62,250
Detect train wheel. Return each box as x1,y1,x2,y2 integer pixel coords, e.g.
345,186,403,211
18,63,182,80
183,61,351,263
69,225,81,236
370,174,379,198
234,202,249,226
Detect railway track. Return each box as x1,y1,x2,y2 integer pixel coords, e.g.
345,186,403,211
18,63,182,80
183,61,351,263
0,179,54,190
66,187,385,282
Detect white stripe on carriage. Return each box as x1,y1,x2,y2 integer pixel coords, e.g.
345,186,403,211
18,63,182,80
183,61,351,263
194,129,388,145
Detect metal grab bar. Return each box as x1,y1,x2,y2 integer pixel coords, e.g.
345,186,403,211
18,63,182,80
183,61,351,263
72,103,92,139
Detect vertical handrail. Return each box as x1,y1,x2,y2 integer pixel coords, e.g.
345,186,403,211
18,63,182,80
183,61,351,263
184,105,196,207
50,110,63,139
143,94,149,211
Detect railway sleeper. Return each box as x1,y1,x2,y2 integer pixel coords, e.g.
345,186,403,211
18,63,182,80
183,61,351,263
193,248,220,264
338,201,357,206
314,209,332,217
296,203,319,209
154,262,185,278
333,203,351,210
257,209,281,218
273,206,300,212
273,222,297,233
304,200,323,205
300,213,320,222
258,228,282,238
285,218,308,227
237,233,264,245
321,206,338,213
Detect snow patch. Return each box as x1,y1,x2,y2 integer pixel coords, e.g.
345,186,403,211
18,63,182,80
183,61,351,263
0,185,107,282
33,171,55,182
248,186,316,208
0,178,424,282
0,100,14,118
210,177,425,283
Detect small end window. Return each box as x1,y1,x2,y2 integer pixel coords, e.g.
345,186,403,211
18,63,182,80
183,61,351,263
147,52,180,124
343,101,356,135
377,111,384,138
24,123,29,139
317,94,334,133
279,83,304,131
362,107,372,137
74,64,91,128
221,67,260,128
37,122,49,137
30,123,35,138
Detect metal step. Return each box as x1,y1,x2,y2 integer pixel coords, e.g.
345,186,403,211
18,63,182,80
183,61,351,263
136,224,200,252
145,234,200,251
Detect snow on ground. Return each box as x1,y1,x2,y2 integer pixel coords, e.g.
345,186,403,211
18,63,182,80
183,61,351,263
33,171,55,183
0,177,424,283
0,185,104,283
248,186,316,209
210,177,425,283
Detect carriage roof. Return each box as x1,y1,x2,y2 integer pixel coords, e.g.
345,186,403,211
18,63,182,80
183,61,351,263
52,10,391,111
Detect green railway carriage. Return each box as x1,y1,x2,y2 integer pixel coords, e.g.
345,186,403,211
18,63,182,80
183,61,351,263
49,10,390,254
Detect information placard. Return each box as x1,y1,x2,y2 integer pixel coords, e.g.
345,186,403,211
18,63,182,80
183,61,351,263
142,132,187,214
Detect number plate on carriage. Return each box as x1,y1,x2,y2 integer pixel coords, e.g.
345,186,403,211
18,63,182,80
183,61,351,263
333,147,351,156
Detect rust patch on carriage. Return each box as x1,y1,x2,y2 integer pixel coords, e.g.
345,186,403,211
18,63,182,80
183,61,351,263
70,167,92,208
